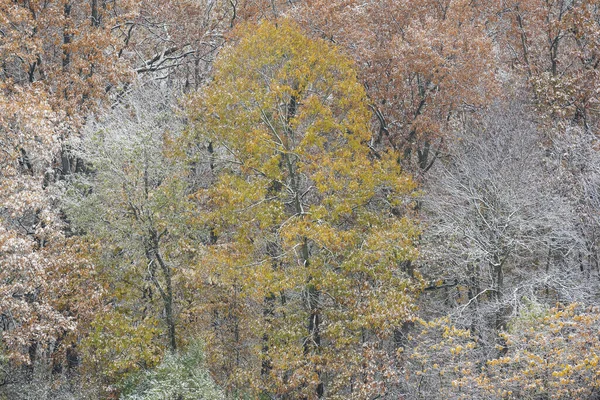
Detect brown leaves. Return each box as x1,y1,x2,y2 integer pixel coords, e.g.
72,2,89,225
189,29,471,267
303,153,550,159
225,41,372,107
0,0,134,370
495,0,600,129
293,0,498,172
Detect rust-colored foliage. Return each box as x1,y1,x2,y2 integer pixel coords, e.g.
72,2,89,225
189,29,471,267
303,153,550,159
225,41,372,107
493,0,600,130
292,0,499,173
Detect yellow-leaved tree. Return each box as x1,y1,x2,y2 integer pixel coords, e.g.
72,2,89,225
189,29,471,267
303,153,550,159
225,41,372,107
187,20,421,399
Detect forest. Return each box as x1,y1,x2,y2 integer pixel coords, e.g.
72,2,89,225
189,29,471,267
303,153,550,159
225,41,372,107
1,0,600,399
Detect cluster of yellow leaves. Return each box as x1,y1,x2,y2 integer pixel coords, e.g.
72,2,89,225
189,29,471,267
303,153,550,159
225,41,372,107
81,311,163,384
481,303,600,399
403,317,481,399
186,20,422,398
405,304,600,400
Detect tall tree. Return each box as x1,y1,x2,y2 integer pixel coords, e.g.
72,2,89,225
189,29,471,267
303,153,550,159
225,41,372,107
420,103,584,347
62,85,193,392
188,20,421,398
0,0,134,379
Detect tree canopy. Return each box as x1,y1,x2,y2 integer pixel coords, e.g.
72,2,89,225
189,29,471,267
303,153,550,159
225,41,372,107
187,20,420,398
2,1,600,399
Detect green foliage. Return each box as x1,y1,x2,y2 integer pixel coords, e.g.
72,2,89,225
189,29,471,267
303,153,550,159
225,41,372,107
506,298,547,332
121,340,225,400
80,311,164,383
62,86,194,387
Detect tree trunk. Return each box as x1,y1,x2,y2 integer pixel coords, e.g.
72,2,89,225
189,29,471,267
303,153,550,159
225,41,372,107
63,3,72,70
155,250,177,352
492,255,505,331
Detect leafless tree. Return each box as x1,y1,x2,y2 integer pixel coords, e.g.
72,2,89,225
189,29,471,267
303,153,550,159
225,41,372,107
419,102,588,351
550,124,600,280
